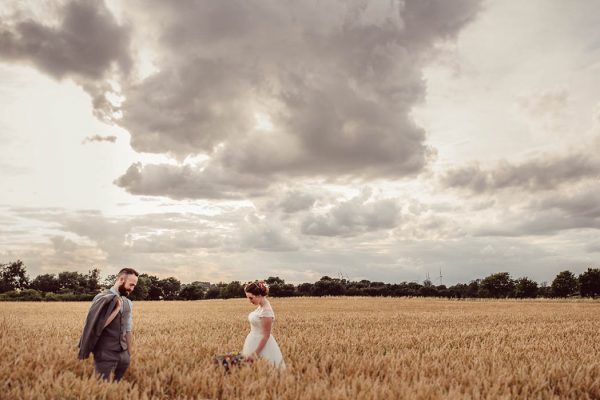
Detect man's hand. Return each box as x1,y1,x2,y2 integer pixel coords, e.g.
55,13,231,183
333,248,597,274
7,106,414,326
126,332,133,356
103,296,123,329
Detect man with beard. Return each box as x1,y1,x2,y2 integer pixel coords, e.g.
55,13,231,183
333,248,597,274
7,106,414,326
79,268,138,382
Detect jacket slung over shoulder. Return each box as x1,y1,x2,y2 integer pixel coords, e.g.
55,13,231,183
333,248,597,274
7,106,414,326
78,290,119,360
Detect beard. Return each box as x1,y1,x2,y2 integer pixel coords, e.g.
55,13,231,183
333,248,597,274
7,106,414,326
118,283,130,297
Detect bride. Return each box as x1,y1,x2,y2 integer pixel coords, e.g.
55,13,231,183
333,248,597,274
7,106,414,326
242,281,286,369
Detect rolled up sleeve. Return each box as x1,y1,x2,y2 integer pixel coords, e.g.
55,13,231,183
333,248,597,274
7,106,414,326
125,299,133,332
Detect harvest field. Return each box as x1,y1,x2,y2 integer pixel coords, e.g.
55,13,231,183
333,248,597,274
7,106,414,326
1,297,599,399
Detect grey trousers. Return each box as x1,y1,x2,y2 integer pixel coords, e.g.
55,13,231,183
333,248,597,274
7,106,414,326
93,349,130,382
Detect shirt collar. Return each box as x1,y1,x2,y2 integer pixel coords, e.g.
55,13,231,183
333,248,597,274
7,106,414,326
109,287,120,296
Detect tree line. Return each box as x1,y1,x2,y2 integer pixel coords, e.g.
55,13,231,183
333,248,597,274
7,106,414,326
1,260,599,301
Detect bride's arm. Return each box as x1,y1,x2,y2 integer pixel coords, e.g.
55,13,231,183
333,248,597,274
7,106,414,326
251,317,273,357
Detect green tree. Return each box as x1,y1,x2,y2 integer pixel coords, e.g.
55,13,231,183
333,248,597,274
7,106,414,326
538,281,552,297
514,277,538,298
58,271,83,292
313,277,346,296
263,277,296,297
419,279,438,297
84,269,101,293
480,272,515,298
146,275,164,300
448,283,469,298
204,285,221,299
179,282,207,300
297,282,314,296
158,277,181,300
103,274,117,288
551,270,578,297
222,281,245,298
30,273,60,293
578,268,600,298
0,260,29,292
466,279,480,298
129,274,150,300
265,276,285,285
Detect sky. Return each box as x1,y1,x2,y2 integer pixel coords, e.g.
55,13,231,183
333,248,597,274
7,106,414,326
1,0,599,285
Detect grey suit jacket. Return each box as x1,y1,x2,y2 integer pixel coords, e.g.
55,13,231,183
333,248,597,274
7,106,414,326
78,290,119,360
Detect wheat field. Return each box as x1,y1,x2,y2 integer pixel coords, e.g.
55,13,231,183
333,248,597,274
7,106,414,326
1,297,599,399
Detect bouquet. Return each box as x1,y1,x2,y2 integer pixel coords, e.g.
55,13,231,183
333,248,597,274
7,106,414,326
213,352,249,372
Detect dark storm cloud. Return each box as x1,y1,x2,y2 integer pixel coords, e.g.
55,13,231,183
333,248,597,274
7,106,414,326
0,0,131,80
1,0,482,198
441,150,600,194
112,0,481,198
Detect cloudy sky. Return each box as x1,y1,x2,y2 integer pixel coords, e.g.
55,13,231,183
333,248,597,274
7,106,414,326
1,0,599,285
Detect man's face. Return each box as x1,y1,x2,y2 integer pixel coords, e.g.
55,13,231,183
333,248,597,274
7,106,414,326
118,275,138,297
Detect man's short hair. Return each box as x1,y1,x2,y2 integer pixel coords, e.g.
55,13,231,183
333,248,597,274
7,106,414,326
117,268,139,278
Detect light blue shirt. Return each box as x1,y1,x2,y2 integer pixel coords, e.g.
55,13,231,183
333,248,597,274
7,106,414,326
109,287,133,332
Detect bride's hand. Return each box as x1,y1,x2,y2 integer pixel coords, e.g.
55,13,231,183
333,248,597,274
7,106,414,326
246,352,257,362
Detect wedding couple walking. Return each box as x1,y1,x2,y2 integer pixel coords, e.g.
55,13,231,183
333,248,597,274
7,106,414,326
78,268,285,382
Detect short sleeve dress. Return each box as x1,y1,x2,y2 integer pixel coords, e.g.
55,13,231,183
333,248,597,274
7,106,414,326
242,299,286,369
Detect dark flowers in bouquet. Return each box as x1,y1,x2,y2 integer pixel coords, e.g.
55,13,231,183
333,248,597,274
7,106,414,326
213,351,250,372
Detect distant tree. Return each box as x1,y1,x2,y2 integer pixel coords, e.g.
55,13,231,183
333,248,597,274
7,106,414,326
578,268,600,298
146,275,164,300
30,273,60,293
263,277,296,297
419,285,438,297
129,274,151,300
297,283,314,296
204,285,221,299
0,260,29,292
514,277,538,298
466,279,480,298
159,277,181,300
364,282,390,297
103,274,117,288
84,269,101,293
436,285,450,298
221,281,245,298
268,283,296,297
313,277,346,296
265,276,285,285
406,282,423,296
58,271,83,292
551,270,578,297
419,279,438,297
537,281,552,298
54,269,100,294
179,282,207,300
448,283,469,298
480,272,515,298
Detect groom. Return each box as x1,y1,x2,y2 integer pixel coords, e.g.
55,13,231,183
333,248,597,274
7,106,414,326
78,268,138,382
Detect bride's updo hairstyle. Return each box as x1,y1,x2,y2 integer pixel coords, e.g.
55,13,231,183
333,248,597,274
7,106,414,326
244,280,269,296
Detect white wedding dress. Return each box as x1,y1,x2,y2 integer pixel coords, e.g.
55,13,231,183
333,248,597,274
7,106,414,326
242,299,286,369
